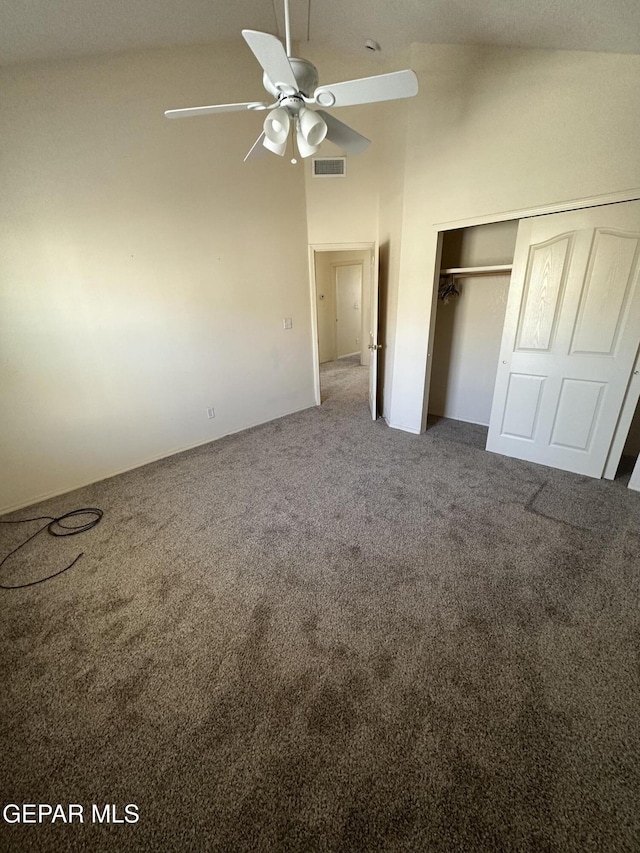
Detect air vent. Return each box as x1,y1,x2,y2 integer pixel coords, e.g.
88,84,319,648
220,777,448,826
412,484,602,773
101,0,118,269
313,157,346,178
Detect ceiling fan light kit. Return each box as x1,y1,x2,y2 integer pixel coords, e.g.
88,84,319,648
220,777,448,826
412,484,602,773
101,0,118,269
299,107,327,143
263,106,291,154
164,0,419,163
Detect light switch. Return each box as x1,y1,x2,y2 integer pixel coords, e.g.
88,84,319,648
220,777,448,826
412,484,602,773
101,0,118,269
283,317,293,330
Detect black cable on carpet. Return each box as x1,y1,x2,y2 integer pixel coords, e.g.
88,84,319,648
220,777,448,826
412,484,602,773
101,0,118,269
0,508,103,590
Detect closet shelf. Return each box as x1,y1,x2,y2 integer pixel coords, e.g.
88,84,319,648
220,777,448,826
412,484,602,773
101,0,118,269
441,264,513,277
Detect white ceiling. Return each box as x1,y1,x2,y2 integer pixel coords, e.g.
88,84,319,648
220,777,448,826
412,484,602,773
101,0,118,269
2,0,640,66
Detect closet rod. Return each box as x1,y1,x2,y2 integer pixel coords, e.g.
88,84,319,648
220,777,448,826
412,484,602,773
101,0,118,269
441,264,513,278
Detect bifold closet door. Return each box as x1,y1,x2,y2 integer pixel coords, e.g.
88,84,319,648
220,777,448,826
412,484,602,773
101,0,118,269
486,200,640,477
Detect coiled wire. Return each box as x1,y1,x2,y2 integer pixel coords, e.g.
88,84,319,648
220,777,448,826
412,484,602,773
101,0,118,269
0,508,103,589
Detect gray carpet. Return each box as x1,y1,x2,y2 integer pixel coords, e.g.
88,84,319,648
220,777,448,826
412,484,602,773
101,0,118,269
1,356,639,852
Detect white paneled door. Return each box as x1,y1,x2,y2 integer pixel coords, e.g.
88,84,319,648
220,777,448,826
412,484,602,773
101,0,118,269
486,201,640,477
335,264,362,358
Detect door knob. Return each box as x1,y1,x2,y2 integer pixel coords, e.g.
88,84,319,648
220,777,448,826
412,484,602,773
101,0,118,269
368,344,382,350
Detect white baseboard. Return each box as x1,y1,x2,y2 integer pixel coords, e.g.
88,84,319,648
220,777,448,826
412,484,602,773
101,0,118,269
430,413,490,428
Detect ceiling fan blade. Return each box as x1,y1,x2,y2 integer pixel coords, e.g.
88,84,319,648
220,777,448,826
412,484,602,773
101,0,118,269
242,29,299,94
165,101,269,119
244,132,268,162
316,111,370,155
314,69,418,108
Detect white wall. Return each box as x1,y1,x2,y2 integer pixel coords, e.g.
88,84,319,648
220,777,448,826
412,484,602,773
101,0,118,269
0,44,314,513
428,275,510,425
389,44,640,434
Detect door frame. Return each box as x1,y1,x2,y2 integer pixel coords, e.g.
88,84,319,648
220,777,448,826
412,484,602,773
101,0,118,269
424,188,640,436
308,242,376,407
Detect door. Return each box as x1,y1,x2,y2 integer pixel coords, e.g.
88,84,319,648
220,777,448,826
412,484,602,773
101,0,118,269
368,245,380,420
486,201,640,477
335,264,362,357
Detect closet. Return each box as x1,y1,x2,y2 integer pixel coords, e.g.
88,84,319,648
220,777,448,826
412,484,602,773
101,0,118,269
428,220,518,427
429,203,640,492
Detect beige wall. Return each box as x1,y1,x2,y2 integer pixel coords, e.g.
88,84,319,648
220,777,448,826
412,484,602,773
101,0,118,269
314,252,338,364
0,44,314,512
302,48,408,245
389,44,640,433
440,220,518,269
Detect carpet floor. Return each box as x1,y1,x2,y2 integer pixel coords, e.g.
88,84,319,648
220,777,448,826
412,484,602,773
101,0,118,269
1,355,639,852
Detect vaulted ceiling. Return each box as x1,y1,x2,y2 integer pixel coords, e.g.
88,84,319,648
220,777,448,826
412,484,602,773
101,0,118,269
2,0,640,66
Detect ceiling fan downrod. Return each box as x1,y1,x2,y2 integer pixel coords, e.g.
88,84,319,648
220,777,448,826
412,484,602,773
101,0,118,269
284,0,292,57
262,0,323,159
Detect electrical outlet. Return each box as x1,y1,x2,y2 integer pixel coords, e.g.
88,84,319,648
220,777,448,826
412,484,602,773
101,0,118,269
283,317,293,330
206,407,215,419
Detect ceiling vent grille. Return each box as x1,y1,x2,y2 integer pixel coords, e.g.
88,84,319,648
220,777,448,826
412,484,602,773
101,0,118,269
313,157,346,178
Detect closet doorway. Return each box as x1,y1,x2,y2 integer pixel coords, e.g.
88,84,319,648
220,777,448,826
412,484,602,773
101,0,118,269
428,198,640,485
428,220,517,428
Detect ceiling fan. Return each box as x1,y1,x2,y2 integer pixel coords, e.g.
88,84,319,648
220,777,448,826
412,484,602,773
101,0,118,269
164,0,418,162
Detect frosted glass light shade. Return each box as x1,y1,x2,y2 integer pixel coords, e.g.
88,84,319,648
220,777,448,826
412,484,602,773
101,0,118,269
299,108,327,147
263,107,290,156
296,109,327,158
296,129,319,158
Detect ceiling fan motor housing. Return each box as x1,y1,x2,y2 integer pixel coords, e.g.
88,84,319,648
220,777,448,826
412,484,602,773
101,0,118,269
262,58,320,100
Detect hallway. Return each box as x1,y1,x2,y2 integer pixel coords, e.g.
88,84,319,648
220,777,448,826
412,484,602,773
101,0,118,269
319,355,368,405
